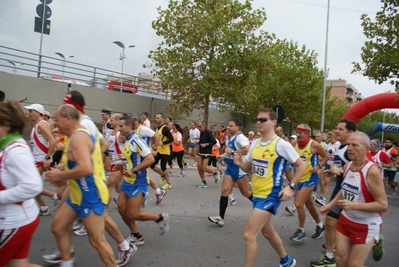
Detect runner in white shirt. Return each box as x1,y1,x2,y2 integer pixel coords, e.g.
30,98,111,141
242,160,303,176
141,112,151,128
188,122,200,167
24,103,59,216
0,101,43,266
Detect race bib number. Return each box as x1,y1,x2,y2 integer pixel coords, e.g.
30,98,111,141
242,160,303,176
252,158,268,178
341,182,359,202
300,156,307,162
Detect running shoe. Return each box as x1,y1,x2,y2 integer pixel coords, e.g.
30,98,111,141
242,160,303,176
158,176,165,185
290,229,306,242
208,215,224,226
280,255,296,267
316,197,327,206
196,182,208,188
161,183,172,190
312,224,326,239
192,162,197,167
40,206,50,216
157,213,170,235
321,243,336,252
168,169,174,175
392,188,398,197
74,225,87,236
310,253,336,267
52,196,60,211
285,204,296,215
372,234,385,261
312,194,317,201
228,198,237,206
72,218,83,230
142,192,149,209
178,171,185,177
218,168,223,175
42,250,75,264
214,172,220,183
156,189,167,204
126,234,145,246
117,244,137,267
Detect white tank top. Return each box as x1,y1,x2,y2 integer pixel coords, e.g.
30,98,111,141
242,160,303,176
341,161,382,224
30,120,50,162
108,131,125,164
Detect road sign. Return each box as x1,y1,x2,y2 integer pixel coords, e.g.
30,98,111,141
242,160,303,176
273,105,285,124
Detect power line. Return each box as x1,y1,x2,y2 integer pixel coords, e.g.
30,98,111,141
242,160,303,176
276,0,377,15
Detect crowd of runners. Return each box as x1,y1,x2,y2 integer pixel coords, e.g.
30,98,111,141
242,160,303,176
0,89,392,267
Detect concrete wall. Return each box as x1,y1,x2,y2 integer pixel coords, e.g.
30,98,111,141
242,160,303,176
0,71,257,132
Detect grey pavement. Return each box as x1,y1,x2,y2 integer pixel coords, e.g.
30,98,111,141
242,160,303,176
30,161,399,267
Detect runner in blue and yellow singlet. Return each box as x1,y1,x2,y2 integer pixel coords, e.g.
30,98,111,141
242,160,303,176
46,104,117,267
233,107,305,267
117,116,170,238
291,124,328,243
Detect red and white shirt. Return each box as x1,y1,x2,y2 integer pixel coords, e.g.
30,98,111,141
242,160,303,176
108,131,125,164
30,120,50,162
341,161,382,225
0,139,43,228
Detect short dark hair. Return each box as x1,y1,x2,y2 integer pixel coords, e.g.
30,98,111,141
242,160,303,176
0,90,5,102
257,107,277,120
142,111,149,117
68,90,86,107
120,116,135,127
339,118,356,132
229,118,242,128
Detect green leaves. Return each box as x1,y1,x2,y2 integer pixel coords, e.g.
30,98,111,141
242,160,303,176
352,0,399,91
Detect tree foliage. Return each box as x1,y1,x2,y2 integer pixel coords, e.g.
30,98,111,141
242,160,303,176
147,0,347,127
352,0,399,90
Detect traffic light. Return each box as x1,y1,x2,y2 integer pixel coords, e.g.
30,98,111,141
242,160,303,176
34,0,52,35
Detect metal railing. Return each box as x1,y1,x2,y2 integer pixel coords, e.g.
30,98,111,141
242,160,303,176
0,45,174,99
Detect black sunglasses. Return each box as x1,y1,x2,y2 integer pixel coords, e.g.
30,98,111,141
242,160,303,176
256,117,269,123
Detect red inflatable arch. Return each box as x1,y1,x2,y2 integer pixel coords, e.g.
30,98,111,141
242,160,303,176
341,92,399,124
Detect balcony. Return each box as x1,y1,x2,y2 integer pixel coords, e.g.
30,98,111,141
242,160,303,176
346,93,354,100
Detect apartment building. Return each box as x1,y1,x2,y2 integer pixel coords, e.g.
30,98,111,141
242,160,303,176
327,78,364,106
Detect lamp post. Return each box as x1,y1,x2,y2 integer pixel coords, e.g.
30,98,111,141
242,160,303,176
320,0,331,132
113,41,135,91
381,90,391,142
7,60,24,74
55,52,74,82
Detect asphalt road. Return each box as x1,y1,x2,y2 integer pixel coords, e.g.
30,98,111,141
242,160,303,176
28,162,399,267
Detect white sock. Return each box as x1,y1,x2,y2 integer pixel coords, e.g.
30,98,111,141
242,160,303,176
155,188,161,194
119,240,130,250
326,252,334,259
317,222,324,228
228,194,234,200
60,260,74,267
40,206,48,210
299,228,305,233
52,193,58,200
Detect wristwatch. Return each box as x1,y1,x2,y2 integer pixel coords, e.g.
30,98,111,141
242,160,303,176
45,155,51,160
132,168,138,175
288,182,296,190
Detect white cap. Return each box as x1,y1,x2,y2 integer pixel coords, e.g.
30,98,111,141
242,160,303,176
290,134,297,139
24,103,45,114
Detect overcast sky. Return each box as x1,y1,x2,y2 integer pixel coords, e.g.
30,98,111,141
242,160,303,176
0,0,394,99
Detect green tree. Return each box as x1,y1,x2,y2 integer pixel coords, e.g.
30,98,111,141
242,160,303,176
146,0,267,124
352,0,399,90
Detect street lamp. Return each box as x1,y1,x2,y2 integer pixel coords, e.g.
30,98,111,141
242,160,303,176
7,60,24,74
55,52,74,82
381,90,391,142
320,0,331,132
113,41,135,91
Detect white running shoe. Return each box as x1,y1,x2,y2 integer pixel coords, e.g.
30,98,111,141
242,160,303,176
117,244,137,267
42,249,75,264
74,225,87,236
142,192,149,208
156,190,167,204
208,215,224,226
157,213,170,235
